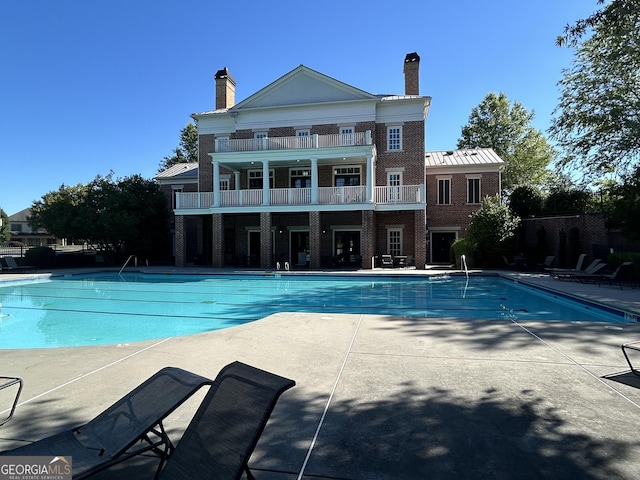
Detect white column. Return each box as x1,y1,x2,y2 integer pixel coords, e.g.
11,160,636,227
262,160,270,205
311,157,318,204
366,153,375,202
212,160,220,207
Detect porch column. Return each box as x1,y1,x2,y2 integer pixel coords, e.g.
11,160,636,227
366,153,375,202
260,212,272,268
361,210,375,270
212,161,220,207
175,214,185,267
262,160,270,205
212,213,224,268
414,209,426,270
309,211,321,269
310,157,318,204
234,171,240,190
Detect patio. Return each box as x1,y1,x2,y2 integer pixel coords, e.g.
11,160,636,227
1,269,640,479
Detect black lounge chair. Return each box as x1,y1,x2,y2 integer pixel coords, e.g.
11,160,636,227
381,255,393,268
0,367,213,479
600,262,634,289
3,256,36,272
157,361,295,480
554,260,605,282
546,253,587,276
622,340,640,376
0,376,23,427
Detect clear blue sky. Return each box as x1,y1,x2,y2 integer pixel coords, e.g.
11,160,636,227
0,0,597,216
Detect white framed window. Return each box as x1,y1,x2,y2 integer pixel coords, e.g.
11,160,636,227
387,126,402,151
467,176,481,204
290,168,311,188
339,126,355,146
296,129,311,148
253,132,268,150
388,171,402,202
219,175,230,191
388,228,403,256
437,177,451,205
217,136,230,152
334,166,361,186
248,169,274,189
387,171,402,187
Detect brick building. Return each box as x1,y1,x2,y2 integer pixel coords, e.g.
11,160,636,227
425,149,504,263
157,53,504,268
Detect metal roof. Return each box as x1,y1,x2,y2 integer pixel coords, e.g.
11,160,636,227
155,162,199,179
425,148,505,167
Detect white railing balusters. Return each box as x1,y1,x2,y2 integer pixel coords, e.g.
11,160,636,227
175,184,423,210
215,132,370,153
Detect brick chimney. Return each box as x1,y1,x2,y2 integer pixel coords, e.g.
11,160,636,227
214,67,236,109
403,52,420,95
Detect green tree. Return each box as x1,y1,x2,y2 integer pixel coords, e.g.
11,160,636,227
466,195,520,267
0,209,10,243
508,185,544,218
158,122,198,172
30,174,170,259
607,166,640,240
557,0,639,47
550,0,640,178
29,183,89,243
457,92,555,193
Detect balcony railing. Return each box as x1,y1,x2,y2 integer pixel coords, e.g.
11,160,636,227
215,132,372,153
175,185,424,210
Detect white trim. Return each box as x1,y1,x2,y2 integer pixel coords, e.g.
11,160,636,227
387,125,403,152
387,227,403,256
437,177,451,205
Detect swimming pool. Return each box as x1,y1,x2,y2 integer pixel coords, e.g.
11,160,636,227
0,272,632,349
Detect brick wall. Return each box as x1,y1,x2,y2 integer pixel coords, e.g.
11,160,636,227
520,214,608,266
260,212,272,268
198,134,216,191
375,120,425,186
426,171,501,235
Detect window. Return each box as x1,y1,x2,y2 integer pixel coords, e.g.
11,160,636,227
387,126,402,151
388,171,402,202
217,136,230,152
296,129,311,148
248,169,274,189
334,166,361,186
290,168,311,188
388,228,402,256
437,178,451,205
254,132,268,150
467,177,481,204
339,126,355,145
220,176,230,191
388,172,402,187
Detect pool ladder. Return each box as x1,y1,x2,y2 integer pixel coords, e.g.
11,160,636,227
119,255,137,275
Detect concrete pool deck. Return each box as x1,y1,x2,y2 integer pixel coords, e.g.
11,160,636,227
1,267,640,479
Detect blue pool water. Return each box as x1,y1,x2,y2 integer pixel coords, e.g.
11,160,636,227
0,272,631,349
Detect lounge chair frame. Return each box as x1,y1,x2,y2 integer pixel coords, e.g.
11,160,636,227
0,376,23,427
0,367,212,479
157,361,295,480
622,341,640,377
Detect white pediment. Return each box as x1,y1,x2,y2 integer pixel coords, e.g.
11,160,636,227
231,65,378,110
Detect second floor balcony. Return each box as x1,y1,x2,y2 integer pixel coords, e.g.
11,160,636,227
175,184,424,214
216,131,372,154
